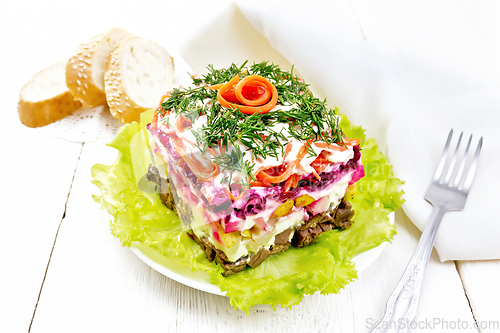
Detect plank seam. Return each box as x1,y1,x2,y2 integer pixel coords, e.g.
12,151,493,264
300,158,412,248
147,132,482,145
27,142,85,333
454,261,481,333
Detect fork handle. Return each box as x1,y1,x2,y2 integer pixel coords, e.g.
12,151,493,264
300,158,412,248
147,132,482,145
370,206,447,333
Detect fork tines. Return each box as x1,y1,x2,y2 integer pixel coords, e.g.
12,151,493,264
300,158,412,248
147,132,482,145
434,129,483,192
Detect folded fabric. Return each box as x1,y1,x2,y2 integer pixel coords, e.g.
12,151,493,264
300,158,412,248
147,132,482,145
179,1,500,261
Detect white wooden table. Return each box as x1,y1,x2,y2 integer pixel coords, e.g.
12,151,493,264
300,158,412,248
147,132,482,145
2,1,499,332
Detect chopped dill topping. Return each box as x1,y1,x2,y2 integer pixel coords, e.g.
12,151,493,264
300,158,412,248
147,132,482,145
158,61,345,187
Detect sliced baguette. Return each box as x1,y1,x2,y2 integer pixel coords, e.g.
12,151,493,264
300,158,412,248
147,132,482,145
18,60,82,128
66,27,133,107
105,36,174,123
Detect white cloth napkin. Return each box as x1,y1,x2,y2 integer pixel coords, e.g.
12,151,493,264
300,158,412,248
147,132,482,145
180,1,500,261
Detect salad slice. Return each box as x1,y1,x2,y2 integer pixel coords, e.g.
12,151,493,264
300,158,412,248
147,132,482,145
147,62,366,276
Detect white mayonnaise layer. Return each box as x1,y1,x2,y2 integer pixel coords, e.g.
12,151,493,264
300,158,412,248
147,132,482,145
157,108,354,190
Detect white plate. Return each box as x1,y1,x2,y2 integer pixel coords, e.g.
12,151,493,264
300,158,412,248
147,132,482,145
130,212,395,296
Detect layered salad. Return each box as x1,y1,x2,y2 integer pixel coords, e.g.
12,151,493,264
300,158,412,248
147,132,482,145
147,62,365,276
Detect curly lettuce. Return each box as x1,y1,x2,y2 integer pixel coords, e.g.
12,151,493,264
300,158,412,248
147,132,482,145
91,110,404,313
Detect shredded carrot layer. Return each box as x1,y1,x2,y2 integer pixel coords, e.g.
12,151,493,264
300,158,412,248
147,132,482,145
344,138,362,146
248,180,270,187
284,174,300,193
314,142,347,152
224,186,245,201
170,136,220,181
250,136,362,187
254,145,307,184
175,114,192,132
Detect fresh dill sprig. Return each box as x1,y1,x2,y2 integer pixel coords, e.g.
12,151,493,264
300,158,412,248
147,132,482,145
212,145,255,188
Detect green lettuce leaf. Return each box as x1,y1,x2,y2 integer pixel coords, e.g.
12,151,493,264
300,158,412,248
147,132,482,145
91,112,404,313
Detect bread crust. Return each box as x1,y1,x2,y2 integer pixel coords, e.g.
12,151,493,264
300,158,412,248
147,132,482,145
18,61,83,128
65,34,104,107
105,37,174,123
105,39,143,123
66,28,132,108
18,90,82,128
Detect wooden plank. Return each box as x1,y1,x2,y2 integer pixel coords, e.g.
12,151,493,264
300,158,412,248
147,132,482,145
456,261,500,333
0,2,96,331
0,123,83,333
1,19,84,332
29,142,475,332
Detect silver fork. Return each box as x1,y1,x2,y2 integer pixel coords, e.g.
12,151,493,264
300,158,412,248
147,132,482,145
370,129,483,333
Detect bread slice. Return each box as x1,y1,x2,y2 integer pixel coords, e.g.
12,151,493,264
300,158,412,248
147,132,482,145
105,36,174,123
18,60,82,128
66,27,133,107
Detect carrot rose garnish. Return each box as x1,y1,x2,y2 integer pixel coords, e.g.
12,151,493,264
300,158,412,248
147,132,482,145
216,75,278,115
